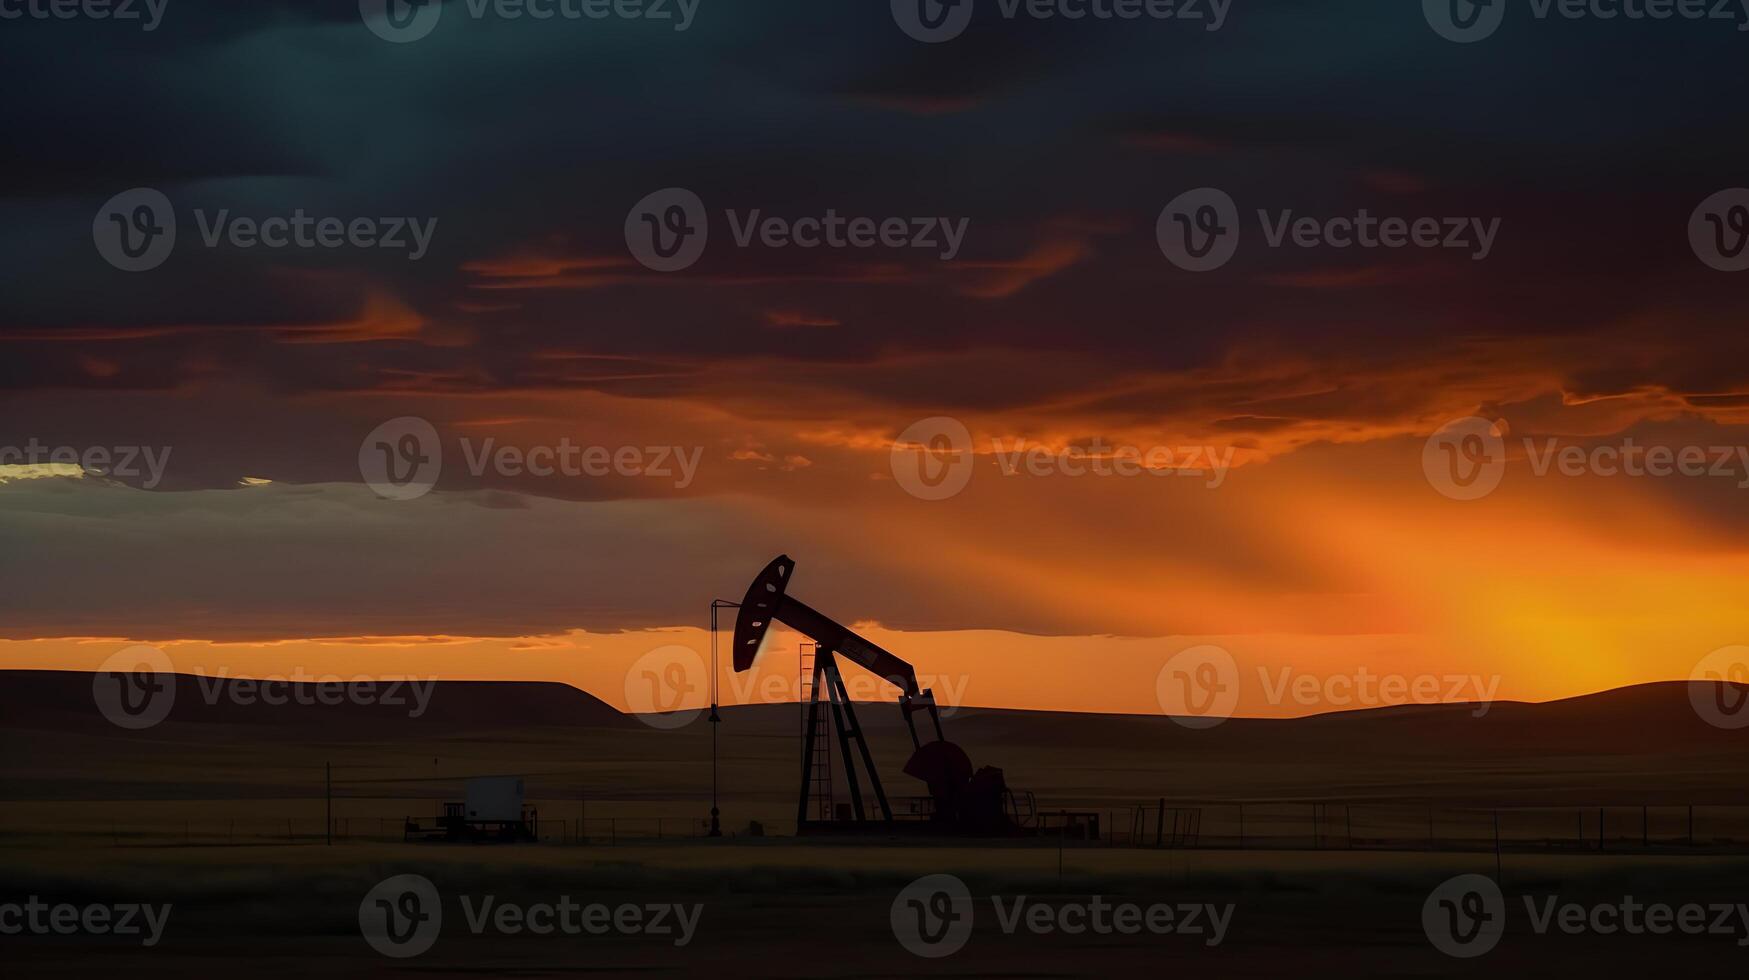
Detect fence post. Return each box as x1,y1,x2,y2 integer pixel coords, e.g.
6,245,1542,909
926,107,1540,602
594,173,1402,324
1057,825,1065,885
1492,810,1502,885
1155,799,1165,849
1238,804,1245,850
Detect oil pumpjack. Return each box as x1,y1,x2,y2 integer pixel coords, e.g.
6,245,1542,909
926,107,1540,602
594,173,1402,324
732,555,1020,835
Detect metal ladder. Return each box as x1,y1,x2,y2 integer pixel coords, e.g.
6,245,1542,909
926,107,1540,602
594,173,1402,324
799,643,833,820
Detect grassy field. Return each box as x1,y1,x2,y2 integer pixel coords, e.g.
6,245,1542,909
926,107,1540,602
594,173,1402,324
6,672,1749,974
6,840,1749,976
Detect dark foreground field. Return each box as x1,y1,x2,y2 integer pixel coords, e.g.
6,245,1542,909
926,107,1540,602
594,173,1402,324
7,843,1749,977
4,671,1748,975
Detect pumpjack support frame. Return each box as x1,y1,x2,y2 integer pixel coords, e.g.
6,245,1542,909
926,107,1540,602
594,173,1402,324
733,555,948,829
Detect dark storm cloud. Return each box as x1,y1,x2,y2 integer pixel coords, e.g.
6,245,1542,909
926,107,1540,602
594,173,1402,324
2,0,1748,473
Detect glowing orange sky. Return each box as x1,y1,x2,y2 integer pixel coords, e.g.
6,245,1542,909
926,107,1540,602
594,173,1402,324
8,408,1748,718
9,323,1749,721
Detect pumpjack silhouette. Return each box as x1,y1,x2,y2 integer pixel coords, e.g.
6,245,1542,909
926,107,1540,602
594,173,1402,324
732,555,1023,835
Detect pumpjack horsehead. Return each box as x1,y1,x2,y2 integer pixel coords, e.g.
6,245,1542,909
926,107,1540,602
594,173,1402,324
732,555,1018,835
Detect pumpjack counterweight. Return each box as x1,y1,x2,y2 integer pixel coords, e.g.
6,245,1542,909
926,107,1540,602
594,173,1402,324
731,555,1015,835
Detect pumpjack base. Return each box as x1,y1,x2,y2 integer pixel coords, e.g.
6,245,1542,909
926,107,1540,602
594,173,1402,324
796,820,960,838
797,819,1028,839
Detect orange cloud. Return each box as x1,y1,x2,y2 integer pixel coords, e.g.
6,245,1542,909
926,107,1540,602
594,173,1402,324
954,238,1091,299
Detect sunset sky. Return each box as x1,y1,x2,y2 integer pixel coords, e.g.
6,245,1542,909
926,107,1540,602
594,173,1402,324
3,1,1748,718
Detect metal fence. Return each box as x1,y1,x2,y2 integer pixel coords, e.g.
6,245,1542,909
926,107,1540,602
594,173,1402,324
1105,802,1749,853
8,801,1749,853
0,808,726,848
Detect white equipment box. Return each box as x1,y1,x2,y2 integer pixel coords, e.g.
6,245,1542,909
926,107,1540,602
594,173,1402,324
464,776,525,822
